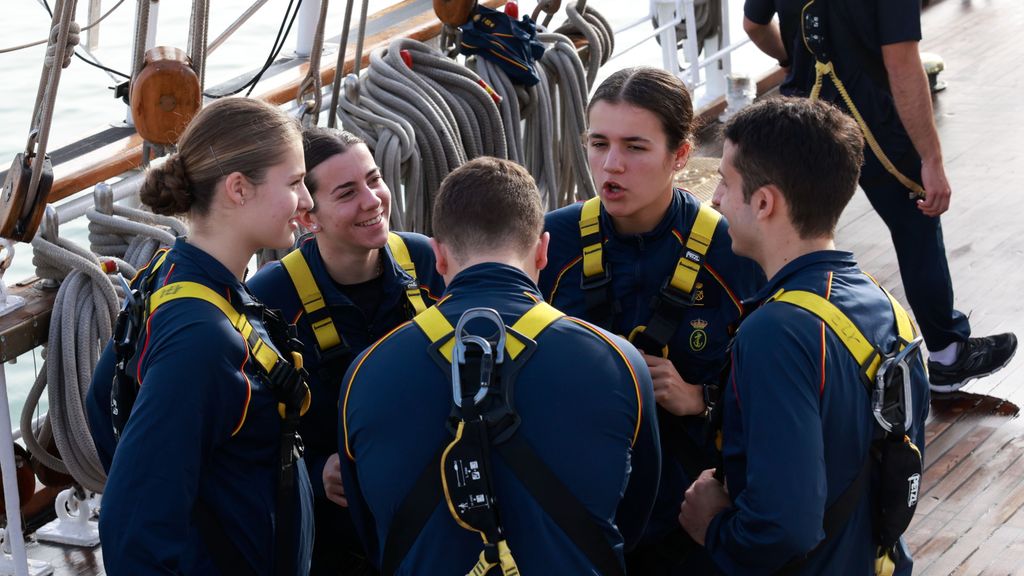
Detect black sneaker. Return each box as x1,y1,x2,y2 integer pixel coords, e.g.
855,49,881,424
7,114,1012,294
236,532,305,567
928,333,1018,393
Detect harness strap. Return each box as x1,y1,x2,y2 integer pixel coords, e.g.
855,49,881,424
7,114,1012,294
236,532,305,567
767,287,916,383
766,279,918,575
578,197,616,327
496,432,626,576
282,233,428,356
282,249,343,351
668,203,720,297
387,301,626,575
801,0,926,199
387,232,429,315
579,197,604,278
413,301,564,362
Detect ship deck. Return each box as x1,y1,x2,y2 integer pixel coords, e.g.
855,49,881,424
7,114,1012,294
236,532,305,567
12,0,1024,574
843,0,1024,572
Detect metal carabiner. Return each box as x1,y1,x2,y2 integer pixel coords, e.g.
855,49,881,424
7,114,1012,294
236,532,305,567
451,308,507,407
872,336,923,433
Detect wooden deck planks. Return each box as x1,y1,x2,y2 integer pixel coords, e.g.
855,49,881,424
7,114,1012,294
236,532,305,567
832,0,1024,571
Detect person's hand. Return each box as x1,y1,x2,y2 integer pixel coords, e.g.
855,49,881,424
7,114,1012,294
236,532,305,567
917,158,951,217
679,468,731,546
323,453,348,507
643,354,707,417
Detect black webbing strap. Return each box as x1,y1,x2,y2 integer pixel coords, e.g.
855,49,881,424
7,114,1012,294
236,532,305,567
657,410,712,483
775,449,872,575
195,500,259,576
496,433,625,576
380,447,445,576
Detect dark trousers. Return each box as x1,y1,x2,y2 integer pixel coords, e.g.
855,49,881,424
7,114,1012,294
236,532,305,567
859,149,971,351
310,497,378,576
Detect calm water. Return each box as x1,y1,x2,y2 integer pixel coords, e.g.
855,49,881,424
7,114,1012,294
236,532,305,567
0,0,769,425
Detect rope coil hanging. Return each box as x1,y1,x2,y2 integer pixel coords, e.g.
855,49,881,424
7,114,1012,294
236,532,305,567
21,196,184,494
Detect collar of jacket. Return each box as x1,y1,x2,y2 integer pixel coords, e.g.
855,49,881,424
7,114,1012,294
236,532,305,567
171,236,254,306
444,262,543,301
599,188,685,245
744,249,858,309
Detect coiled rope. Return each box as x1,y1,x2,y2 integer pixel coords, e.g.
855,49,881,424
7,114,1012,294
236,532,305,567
468,31,594,209
21,201,183,493
338,38,505,233
554,1,613,89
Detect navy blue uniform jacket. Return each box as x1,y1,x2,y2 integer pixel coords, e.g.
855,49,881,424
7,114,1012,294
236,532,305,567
708,251,929,575
340,263,661,574
540,189,763,543
86,238,314,575
247,232,443,499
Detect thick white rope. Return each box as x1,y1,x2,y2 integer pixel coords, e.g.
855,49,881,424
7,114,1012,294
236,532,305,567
20,203,182,493
21,234,121,494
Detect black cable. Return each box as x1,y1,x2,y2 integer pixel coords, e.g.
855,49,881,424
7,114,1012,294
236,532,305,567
206,0,304,98
40,0,131,79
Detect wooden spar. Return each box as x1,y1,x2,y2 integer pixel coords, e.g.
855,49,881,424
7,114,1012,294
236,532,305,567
45,0,507,204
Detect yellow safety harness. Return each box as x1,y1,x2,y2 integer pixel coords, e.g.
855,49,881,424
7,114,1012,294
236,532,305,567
579,195,724,494
281,232,428,359
801,0,926,199
110,248,311,576
767,280,922,576
148,280,311,419
380,302,626,576
579,196,721,357
415,302,562,576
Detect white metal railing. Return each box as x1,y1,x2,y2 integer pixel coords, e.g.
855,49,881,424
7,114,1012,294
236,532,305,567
612,0,752,107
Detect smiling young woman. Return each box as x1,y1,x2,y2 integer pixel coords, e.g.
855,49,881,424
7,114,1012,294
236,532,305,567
246,126,445,575
538,66,764,574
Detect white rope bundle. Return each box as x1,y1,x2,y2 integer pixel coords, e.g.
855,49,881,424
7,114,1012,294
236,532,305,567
44,21,81,69
87,203,186,269
554,1,614,89
22,233,122,494
338,38,505,233
21,203,182,493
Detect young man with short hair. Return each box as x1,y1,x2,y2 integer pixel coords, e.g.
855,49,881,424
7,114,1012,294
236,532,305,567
680,98,929,574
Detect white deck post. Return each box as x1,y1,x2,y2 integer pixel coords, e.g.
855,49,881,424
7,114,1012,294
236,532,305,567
653,0,681,80
0,366,54,576
296,0,323,58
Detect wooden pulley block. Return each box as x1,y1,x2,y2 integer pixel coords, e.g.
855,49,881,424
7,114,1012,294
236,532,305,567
434,0,478,27
0,444,37,512
0,145,54,242
130,46,202,146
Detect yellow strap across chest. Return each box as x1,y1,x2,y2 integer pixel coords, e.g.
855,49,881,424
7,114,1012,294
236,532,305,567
149,281,280,375
578,197,720,298
282,232,427,352
768,286,917,380
387,232,428,315
282,249,343,351
413,301,565,363
669,203,721,295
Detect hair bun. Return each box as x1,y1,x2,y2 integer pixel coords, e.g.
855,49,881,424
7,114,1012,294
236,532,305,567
140,154,193,216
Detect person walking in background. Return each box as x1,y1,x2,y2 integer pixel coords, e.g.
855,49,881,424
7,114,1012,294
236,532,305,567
743,0,1016,393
